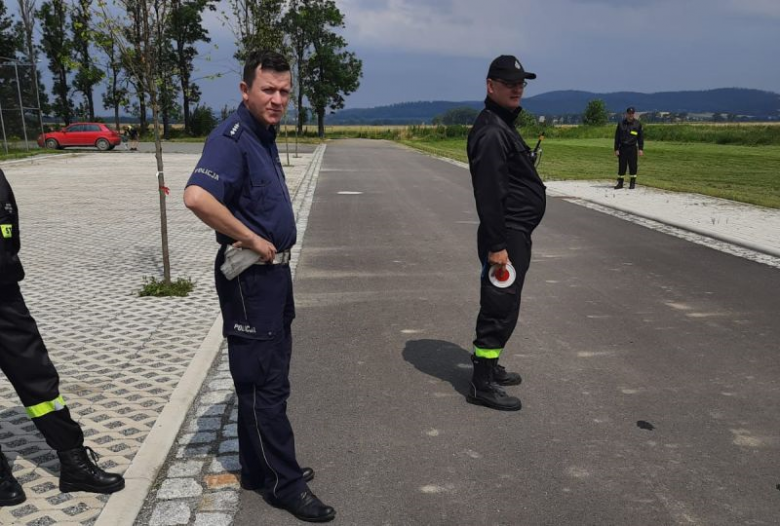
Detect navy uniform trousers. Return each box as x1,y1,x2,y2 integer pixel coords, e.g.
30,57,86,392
474,227,533,353
0,283,84,452
214,248,305,503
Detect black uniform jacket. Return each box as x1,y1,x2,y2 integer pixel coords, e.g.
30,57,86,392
467,97,547,253
614,118,644,150
0,169,24,284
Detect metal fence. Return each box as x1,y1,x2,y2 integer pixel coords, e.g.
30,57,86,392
0,59,45,153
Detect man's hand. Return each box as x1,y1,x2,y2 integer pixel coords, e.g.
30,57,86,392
638,149,644,156
488,249,511,269
233,235,276,262
614,150,620,157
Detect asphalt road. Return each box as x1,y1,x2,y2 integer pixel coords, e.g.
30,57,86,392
235,139,780,526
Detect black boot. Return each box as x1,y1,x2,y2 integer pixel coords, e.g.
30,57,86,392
614,177,624,189
629,177,636,189
0,451,26,507
58,447,125,494
493,361,522,386
266,489,336,522
466,356,522,411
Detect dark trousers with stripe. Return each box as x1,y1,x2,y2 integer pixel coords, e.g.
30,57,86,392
618,146,638,176
0,283,84,452
215,250,306,503
473,228,533,355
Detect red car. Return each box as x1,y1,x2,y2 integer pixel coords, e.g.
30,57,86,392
37,122,122,151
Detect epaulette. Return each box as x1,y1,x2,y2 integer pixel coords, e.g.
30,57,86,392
223,119,244,142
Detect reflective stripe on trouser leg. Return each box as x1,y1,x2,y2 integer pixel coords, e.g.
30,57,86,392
474,347,502,359
26,395,67,418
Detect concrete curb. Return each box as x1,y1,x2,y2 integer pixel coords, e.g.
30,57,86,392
94,314,225,526
545,188,780,259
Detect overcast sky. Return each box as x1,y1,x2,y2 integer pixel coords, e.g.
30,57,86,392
194,0,780,111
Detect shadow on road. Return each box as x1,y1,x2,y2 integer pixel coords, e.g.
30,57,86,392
402,339,472,396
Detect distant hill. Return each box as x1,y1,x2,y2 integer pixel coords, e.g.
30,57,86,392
329,88,780,124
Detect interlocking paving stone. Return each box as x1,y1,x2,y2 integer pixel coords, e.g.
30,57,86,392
167,460,205,478
197,491,238,512
193,512,232,526
149,501,192,526
157,479,204,500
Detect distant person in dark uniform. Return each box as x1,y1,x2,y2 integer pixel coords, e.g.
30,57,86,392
466,55,547,411
128,126,139,151
183,50,335,523
0,169,125,507
614,107,644,189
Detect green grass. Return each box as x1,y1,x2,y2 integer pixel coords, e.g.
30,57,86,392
0,148,64,161
401,137,780,209
138,276,194,297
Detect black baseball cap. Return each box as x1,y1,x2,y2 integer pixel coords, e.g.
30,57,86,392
487,55,536,82
626,106,636,113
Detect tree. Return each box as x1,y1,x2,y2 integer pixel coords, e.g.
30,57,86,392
582,99,608,126
224,0,285,62
15,0,48,115
167,0,215,135
98,0,174,283
70,0,103,120
38,0,73,125
95,27,128,130
189,104,216,136
433,106,478,125
297,0,361,138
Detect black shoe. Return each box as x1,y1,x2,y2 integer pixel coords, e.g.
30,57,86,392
58,447,125,494
629,178,636,189
467,382,522,411
0,453,26,507
268,489,336,522
614,178,624,189
493,363,522,386
241,467,315,491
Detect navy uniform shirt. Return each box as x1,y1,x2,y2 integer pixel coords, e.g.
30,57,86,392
186,103,296,251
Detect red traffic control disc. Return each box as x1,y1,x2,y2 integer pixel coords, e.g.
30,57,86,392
489,263,516,288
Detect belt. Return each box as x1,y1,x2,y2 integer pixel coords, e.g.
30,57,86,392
254,250,291,265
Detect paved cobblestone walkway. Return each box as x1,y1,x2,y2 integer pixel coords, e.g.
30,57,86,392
0,146,324,525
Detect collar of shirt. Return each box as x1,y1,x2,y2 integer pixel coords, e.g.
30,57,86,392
237,103,277,144
484,97,523,127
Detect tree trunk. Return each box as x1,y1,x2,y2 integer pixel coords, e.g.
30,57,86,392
317,108,325,138
151,96,171,284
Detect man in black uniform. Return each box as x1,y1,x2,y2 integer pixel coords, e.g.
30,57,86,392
614,106,644,189
0,169,125,507
184,50,335,522
466,55,547,411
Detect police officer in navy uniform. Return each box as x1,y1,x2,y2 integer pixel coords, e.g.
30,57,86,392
183,50,335,523
0,169,125,507
466,55,547,411
614,106,644,189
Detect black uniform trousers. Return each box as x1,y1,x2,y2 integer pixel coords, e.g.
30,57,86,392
214,249,305,503
473,227,533,355
618,146,638,176
0,283,84,452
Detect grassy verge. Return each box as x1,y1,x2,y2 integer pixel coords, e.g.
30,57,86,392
401,137,780,209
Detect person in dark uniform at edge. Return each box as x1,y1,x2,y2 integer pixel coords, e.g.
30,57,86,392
614,106,644,189
466,55,547,411
183,50,335,523
0,169,125,507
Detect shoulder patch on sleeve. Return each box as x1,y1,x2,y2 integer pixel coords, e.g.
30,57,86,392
223,120,244,141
